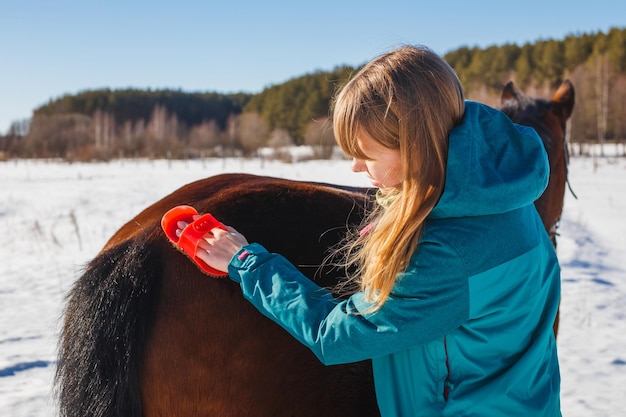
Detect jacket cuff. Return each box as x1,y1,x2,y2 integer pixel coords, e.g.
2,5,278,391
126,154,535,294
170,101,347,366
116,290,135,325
227,243,270,282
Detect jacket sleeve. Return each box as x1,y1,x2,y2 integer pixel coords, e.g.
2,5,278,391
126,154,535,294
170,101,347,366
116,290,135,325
227,242,470,365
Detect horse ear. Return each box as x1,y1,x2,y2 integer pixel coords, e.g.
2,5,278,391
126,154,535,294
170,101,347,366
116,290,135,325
551,79,575,121
500,81,521,105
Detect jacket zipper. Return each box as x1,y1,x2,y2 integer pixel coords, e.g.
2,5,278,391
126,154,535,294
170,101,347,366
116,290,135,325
443,336,451,401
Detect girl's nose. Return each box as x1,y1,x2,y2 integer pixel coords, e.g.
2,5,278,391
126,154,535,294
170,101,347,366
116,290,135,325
351,158,365,173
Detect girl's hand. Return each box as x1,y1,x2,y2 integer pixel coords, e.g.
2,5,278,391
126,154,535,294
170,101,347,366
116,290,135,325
176,220,249,276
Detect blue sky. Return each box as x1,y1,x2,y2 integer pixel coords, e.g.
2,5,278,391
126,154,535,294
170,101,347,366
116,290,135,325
0,0,623,134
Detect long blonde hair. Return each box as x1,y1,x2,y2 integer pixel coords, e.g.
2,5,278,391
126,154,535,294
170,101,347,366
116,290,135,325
332,45,465,310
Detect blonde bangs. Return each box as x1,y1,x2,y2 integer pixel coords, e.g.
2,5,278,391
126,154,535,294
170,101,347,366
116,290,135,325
333,85,371,160
333,66,401,161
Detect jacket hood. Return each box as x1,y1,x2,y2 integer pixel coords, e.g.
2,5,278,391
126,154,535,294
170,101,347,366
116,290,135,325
430,101,549,219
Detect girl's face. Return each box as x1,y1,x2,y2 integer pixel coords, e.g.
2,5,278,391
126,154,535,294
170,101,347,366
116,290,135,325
351,131,403,194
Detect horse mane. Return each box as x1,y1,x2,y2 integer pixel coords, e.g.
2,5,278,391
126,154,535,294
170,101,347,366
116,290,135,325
56,229,164,417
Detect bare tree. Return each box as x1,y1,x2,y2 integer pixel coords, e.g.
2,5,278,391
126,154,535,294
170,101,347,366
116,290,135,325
237,112,268,156
596,54,609,155
28,114,91,159
189,120,222,155
8,118,30,136
267,128,294,161
303,116,336,159
148,105,167,140
93,110,116,154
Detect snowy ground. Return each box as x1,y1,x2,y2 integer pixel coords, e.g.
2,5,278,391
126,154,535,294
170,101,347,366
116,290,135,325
0,150,625,417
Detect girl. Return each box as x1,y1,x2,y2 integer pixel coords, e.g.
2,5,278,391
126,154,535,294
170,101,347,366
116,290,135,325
180,45,561,416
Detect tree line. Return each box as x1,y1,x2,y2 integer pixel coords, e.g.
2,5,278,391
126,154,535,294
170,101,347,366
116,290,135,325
1,26,624,161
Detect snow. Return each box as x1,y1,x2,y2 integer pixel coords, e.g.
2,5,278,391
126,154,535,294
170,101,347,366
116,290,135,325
1,150,625,417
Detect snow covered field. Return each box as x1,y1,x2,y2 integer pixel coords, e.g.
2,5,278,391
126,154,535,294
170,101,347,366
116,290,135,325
1,150,625,416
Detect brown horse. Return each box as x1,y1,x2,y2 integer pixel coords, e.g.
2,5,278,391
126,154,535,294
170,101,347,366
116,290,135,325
56,82,574,417
500,80,575,336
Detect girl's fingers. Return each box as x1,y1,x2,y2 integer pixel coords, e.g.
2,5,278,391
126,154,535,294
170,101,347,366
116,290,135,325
176,220,189,237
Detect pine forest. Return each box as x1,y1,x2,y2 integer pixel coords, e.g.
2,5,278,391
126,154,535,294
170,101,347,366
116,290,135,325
1,27,624,161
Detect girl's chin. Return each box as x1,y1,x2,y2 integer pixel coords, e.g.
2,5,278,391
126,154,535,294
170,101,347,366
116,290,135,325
368,178,401,193
369,179,385,189
376,184,402,196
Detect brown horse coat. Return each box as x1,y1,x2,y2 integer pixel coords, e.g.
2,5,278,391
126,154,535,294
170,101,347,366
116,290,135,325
57,175,380,417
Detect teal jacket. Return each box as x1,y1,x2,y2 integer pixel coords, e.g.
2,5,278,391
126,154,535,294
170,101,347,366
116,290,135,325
228,101,561,416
